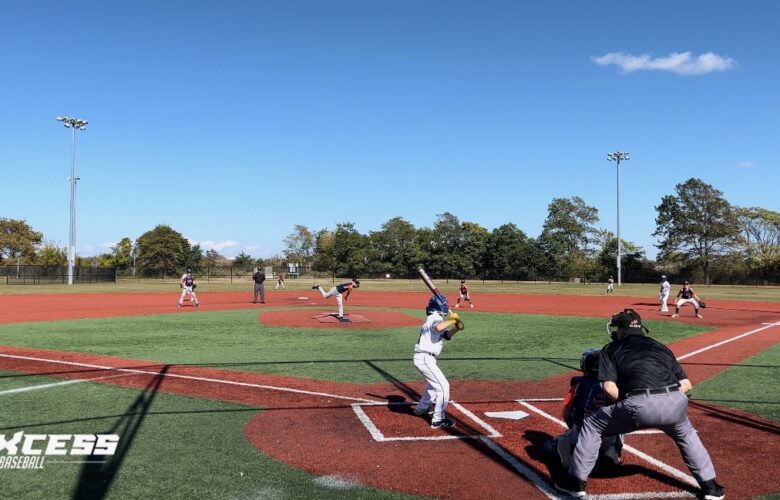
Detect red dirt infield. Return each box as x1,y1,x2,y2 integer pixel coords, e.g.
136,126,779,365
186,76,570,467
0,290,778,498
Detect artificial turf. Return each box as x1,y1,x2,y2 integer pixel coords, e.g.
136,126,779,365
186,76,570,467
0,309,709,384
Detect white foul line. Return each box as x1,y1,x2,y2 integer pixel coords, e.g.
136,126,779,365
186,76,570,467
0,353,379,403
677,321,780,361
0,372,140,396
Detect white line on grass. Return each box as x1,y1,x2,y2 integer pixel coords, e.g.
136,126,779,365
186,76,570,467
0,373,141,396
677,321,780,361
0,353,379,403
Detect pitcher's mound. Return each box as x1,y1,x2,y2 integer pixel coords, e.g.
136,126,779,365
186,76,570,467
313,313,371,324
260,309,419,329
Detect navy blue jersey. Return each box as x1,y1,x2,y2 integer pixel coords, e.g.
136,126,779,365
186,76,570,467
183,274,195,287
568,376,610,427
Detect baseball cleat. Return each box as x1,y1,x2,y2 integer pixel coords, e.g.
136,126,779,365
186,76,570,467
455,304,460,308
699,478,725,500
177,303,182,308
554,474,587,497
431,418,455,429
470,304,474,308
311,284,320,289
696,314,703,318
672,314,679,318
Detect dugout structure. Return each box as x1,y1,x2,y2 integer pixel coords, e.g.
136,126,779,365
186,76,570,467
2,265,116,285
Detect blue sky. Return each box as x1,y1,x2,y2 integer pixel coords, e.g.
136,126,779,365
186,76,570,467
1,1,777,259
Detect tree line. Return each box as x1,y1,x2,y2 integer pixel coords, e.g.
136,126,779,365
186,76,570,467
1,178,778,284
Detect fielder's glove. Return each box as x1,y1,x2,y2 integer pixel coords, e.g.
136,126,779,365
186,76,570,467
192,283,197,290
699,301,706,308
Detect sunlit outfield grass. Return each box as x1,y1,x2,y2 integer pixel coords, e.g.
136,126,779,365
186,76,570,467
1,277,778,301
0,370,417,500
691,343,780,423
0,309,710,384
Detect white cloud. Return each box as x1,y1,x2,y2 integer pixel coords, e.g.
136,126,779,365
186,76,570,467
592,51,736,75
736,161,754,168
198,240,240,253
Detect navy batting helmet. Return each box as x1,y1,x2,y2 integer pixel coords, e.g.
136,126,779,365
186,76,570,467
425,295,450,316
580,349,600,379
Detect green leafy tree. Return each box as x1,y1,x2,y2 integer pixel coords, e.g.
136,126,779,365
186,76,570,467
36,243,67,266
0,218,43,264
368,217,425,277
460,222,490,278
203,249,224,268
538,197,600,280
135,225,191,277
232,251,254,271
736,206,780,282
654,178,740,284
283,225,316,267
312,229,336,274
428,212,465,278
595,236,650,283
184,244,203,272
331,222,368,278
484,224,545,280
110,237,134,270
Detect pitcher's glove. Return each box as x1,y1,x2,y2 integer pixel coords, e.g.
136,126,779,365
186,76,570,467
192,283,197,290
699,301,706,308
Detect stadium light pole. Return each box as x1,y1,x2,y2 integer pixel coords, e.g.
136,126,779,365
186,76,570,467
607,151,629,287
56,116,88,285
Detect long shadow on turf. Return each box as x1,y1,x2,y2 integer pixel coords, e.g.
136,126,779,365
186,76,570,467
71,365,169,500
689,400,780,436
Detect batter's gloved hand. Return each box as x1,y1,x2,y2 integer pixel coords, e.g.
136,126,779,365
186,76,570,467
447,312,460,321
453,320,465,331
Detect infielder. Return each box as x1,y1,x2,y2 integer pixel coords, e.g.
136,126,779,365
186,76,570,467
555,308,724,499
673,281,703,318
412,295,464,429
312,278,360,319
178,269,200,308
455,279,474,308
606,276,614,294
275,273,286,290
659,275,671,312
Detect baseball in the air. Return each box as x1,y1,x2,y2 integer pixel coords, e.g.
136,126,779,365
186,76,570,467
385,273,391,279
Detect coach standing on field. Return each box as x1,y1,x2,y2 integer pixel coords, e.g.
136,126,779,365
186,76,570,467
555,308,725,500
252,267,266,304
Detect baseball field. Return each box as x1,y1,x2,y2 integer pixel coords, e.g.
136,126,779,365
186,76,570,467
0,281,778,499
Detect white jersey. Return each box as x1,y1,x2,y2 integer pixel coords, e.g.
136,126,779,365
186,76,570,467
415,312,446,356
660,280,671,294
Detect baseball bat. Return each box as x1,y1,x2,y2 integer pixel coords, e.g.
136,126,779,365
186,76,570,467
417,267,446,302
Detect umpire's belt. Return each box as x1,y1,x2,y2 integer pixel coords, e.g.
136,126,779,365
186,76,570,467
628,384,680,396
415,350,437,357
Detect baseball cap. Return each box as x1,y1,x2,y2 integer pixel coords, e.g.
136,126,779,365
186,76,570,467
661,275,667,279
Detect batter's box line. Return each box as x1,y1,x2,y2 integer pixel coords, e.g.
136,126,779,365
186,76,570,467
517,398,662,435
351,401,501,442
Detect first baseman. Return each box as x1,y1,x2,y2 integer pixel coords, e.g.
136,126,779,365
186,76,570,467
455,279,474,308
178,269,200,308
412,295,464,429
673,281,703,318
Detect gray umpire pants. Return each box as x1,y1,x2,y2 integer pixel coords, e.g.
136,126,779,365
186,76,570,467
569,389,717,484
253,283,265,303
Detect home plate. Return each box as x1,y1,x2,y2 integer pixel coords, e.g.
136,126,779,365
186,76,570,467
484,410,529,420
313,313,371,324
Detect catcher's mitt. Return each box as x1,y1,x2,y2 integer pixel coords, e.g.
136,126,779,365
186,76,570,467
699,301,706,308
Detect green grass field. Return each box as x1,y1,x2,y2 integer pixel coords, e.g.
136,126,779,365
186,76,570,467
1,295,778,499
0,309,710,383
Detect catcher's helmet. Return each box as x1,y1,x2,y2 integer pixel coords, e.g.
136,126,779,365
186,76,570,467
580,349,600,379
425,295,450,316
607,308,649,340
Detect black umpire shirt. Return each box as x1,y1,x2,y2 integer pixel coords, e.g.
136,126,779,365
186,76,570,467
599,332,687,397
